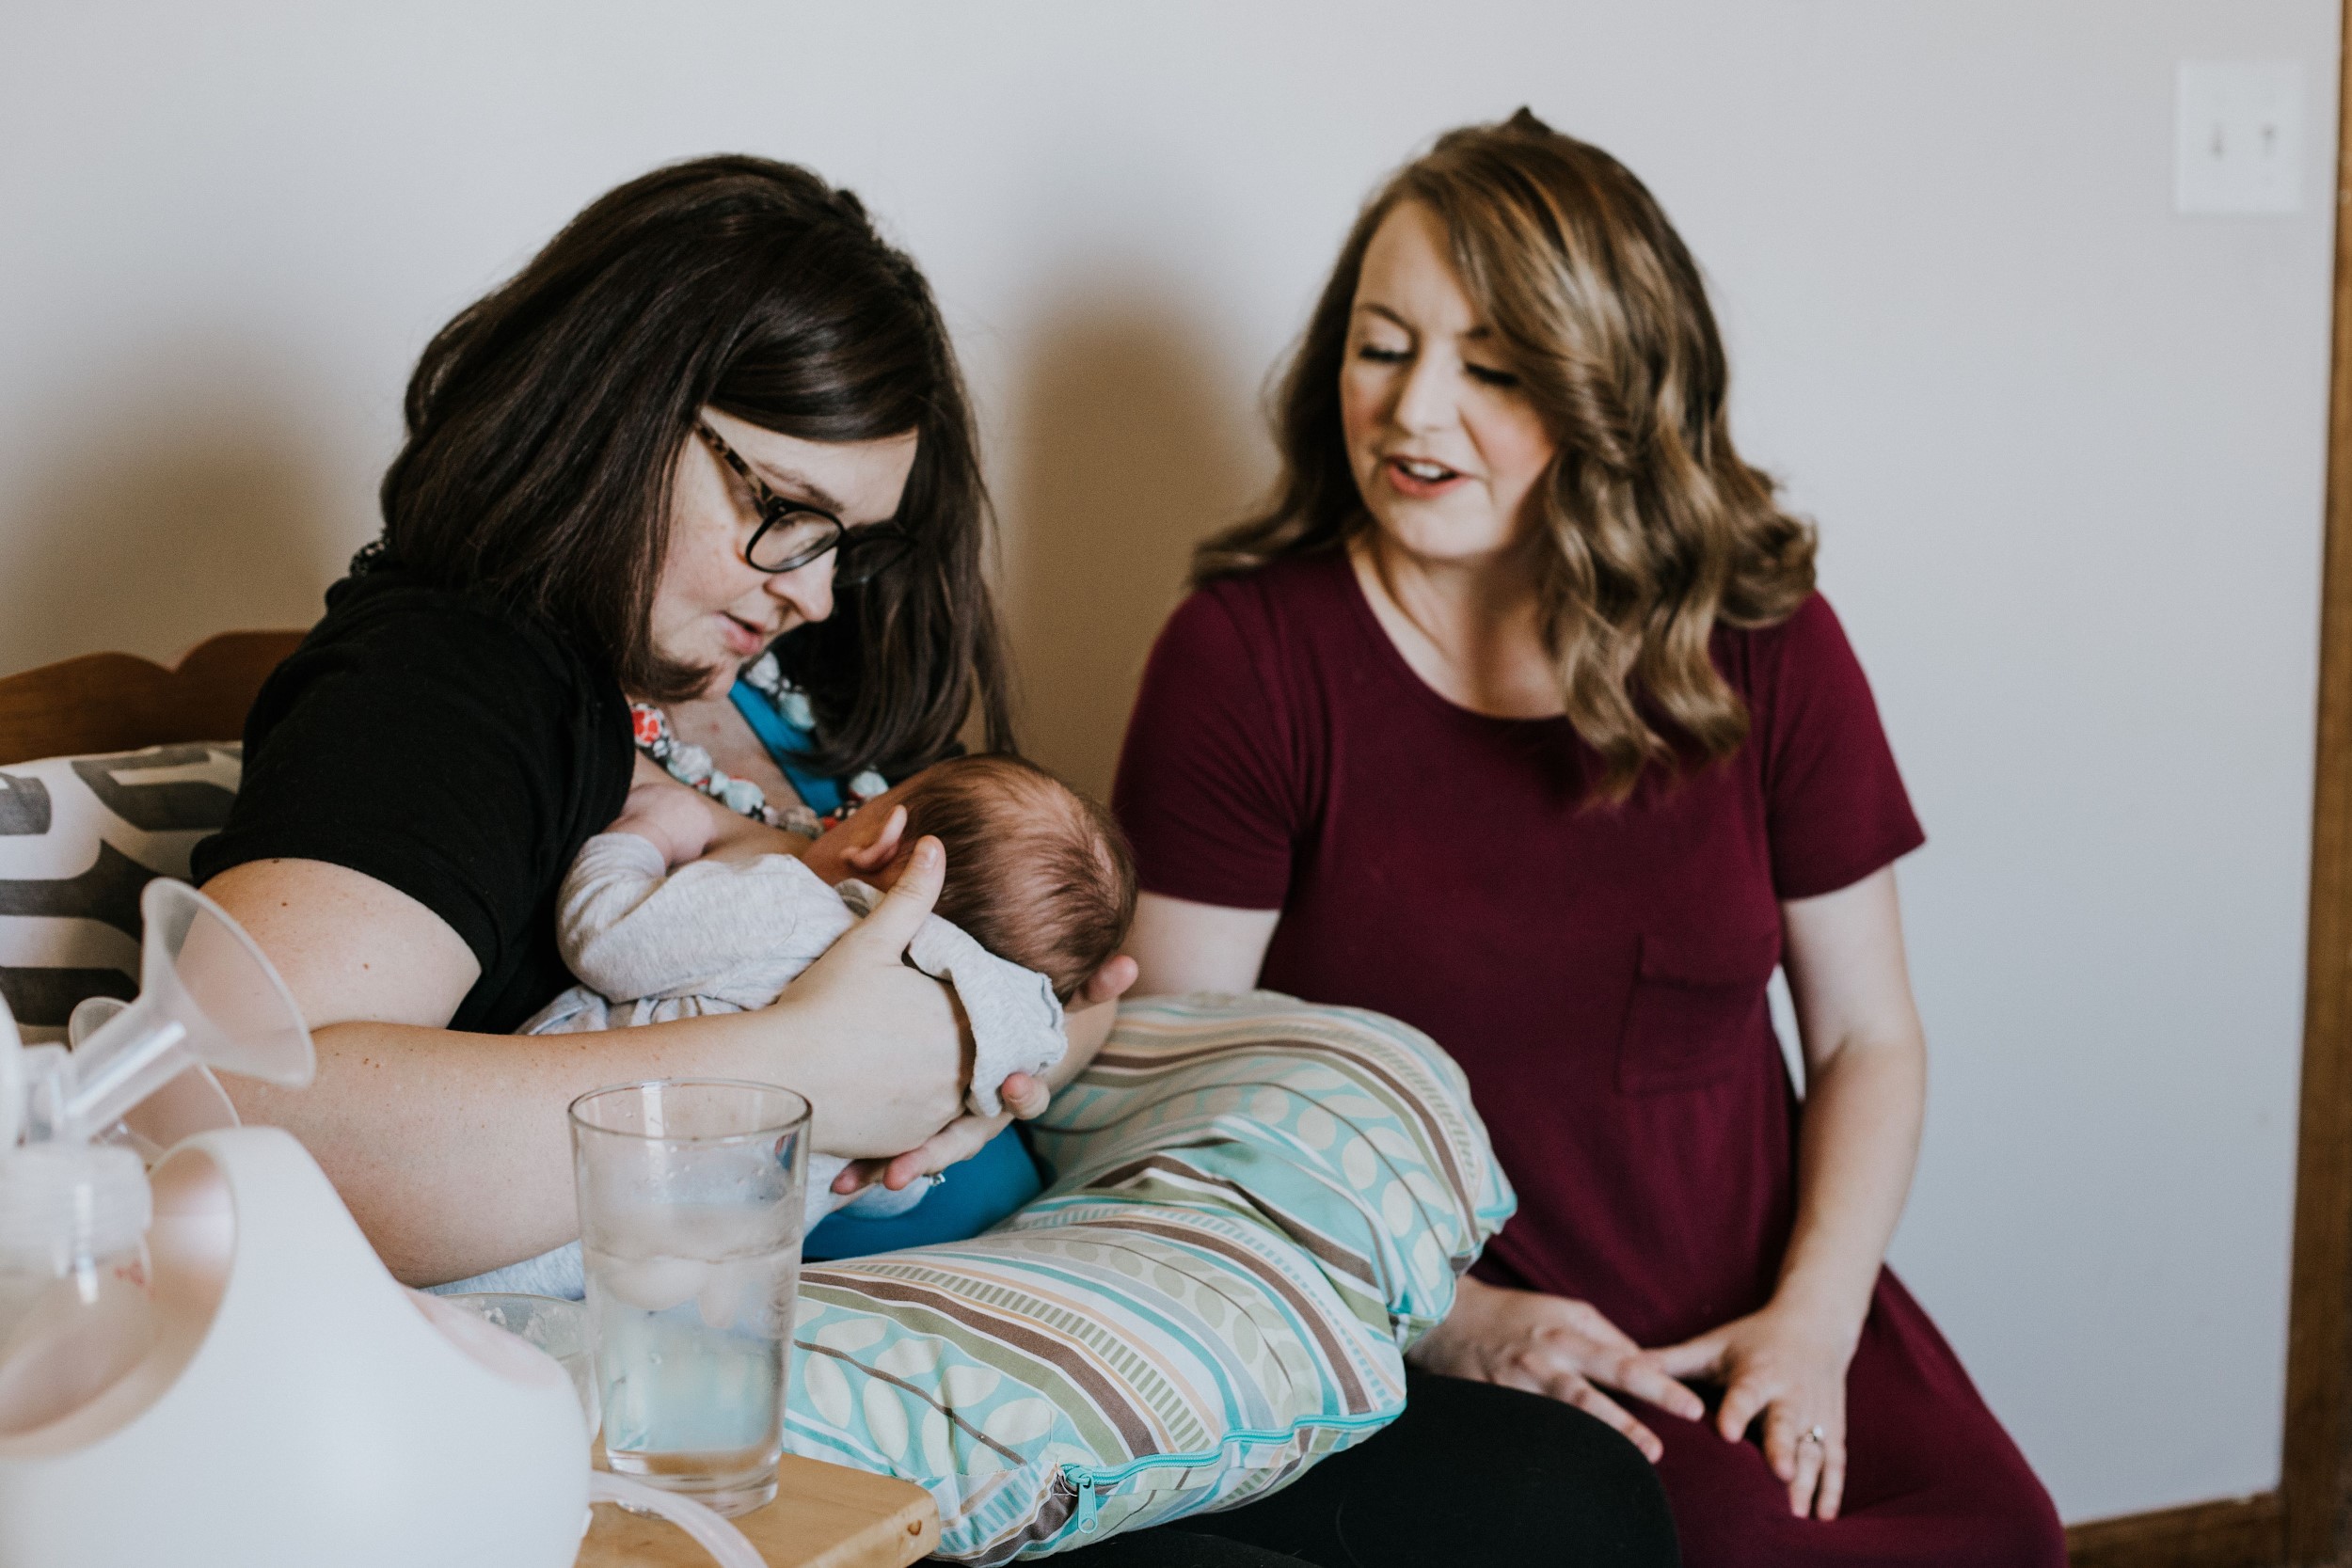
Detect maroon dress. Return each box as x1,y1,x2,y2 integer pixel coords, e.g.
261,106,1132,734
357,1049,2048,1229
1112,552,2064,1568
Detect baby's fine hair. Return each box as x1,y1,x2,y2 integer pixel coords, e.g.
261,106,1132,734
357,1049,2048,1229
897,754,1136,1001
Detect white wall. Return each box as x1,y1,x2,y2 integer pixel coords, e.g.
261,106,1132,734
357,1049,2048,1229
2,0,2334,1523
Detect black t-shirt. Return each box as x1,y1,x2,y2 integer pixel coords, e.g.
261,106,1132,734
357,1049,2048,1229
191,568,635,1035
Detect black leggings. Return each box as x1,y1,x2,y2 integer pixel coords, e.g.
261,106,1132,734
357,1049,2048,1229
1033,1371,1679,1568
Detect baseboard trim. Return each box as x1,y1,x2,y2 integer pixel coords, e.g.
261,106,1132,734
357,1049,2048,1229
2066,1492,2285,1568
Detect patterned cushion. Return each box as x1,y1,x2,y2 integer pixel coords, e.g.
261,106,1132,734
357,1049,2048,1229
787,992,1515,1562
0,744,243,1042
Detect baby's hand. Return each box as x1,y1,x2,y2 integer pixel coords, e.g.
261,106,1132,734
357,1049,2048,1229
607,778,714,867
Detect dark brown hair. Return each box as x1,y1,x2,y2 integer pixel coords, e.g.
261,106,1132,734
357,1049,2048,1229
898,755,1136,1001
1197,110,1816,799
376,153,1012,776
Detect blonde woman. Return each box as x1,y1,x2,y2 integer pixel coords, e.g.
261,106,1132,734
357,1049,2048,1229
1114,114,2064,1566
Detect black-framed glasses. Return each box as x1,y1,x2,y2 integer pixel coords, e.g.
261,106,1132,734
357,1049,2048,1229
694,420,915,584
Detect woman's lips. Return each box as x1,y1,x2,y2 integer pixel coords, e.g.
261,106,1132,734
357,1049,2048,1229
1381,455,1470,500
719,614,773,657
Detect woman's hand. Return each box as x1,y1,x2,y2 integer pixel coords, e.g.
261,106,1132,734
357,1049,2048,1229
1647,1300,1859,1519
842,954,1144,1195
771,836,970,1154
1407,1275,1704,1461
836,1108,1014,1195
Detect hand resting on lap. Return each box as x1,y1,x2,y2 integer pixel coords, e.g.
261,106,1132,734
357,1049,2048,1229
1648,1297,1858,1521
1406,1275,1704,1462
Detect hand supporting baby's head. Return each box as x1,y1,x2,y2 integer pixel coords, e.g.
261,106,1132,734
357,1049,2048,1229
803,755,1136,1001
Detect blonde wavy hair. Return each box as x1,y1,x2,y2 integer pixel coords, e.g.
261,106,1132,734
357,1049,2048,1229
1196,110,1817,800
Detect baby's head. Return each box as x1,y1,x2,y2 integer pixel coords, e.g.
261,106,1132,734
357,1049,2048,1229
803,754,1136,1000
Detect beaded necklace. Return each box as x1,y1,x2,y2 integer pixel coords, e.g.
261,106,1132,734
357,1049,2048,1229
628,654,888,837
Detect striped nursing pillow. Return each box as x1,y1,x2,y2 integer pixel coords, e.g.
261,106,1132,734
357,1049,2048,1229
0,744,243,1042
787,992,1515,1561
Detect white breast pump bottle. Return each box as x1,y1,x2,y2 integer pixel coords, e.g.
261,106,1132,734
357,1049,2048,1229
0,879,596,1568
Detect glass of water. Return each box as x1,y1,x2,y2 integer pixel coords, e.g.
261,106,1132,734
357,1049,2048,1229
570,1078,810,1517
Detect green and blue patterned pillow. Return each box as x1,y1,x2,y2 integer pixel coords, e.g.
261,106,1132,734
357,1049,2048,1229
788,991,1515,1561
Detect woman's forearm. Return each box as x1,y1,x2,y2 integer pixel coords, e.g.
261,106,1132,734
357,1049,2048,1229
1768,866,1929,1345
231,990,968,1286
1773,1037,1925,1343
1126,893,1279,996
230,1018,727,1285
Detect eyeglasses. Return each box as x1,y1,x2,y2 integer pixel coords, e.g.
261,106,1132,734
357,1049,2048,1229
694,420,916,584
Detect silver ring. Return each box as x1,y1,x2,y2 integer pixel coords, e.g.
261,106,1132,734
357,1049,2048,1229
1799,1425,1825,1447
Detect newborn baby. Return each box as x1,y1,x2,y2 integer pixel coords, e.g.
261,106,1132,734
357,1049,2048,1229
525,753,1136,1225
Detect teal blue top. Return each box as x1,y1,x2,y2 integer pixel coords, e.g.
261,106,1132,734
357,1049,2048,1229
728,673,1043,1259
727,678,847,817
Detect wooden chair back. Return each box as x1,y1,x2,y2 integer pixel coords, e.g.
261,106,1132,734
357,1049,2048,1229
0,632,305,766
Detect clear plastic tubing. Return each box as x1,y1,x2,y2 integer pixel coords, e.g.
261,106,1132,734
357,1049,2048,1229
0,1143,155,1434
589,1471,764,1568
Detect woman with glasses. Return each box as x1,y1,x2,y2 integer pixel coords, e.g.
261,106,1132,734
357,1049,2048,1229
192,155,1134,1289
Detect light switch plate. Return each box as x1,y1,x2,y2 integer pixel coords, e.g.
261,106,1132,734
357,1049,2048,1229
2176,61,2305,214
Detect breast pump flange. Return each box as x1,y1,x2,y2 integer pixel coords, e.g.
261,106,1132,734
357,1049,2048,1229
0,879,593,1568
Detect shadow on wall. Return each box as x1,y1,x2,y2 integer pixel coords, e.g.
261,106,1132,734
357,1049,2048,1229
1001,296,1268,802
0,375,351,678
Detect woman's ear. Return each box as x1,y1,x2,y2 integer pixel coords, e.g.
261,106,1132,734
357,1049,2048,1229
839,804,909,874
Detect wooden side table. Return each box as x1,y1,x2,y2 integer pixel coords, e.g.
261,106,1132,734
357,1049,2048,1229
577,1455,938,1568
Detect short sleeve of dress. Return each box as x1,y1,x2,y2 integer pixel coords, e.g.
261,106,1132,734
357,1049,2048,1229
1112,585,1301,911
1750,594,1926,900
191,572,632,1032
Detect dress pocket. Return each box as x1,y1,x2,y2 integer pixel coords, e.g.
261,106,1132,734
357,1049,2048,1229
1614,925,1780,1094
